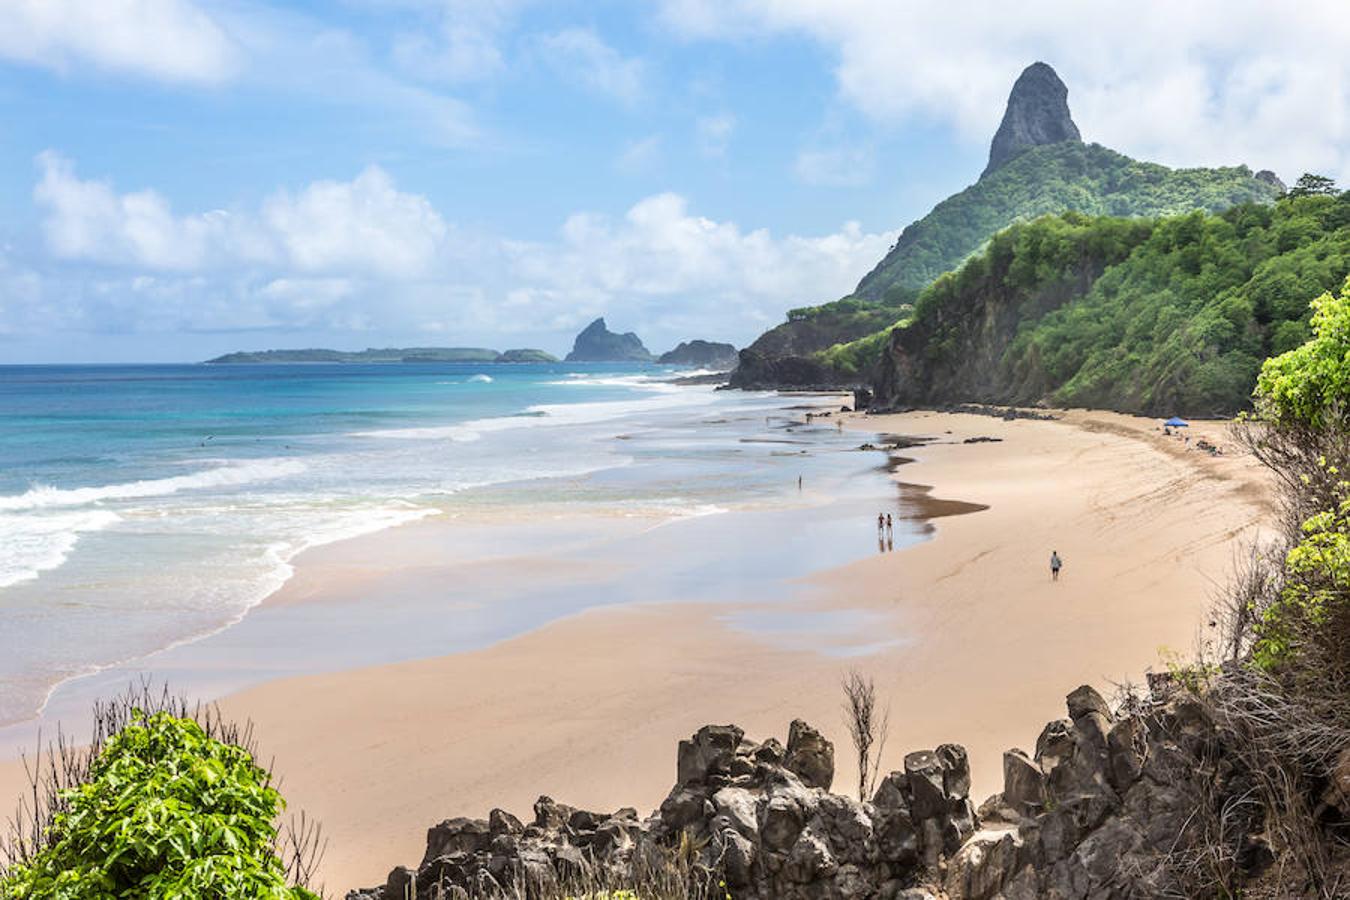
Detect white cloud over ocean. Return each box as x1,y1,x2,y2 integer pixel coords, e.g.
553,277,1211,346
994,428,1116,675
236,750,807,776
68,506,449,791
24,153,896,351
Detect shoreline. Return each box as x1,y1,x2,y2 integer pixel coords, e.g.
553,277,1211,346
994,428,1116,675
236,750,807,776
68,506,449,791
0,406,1271,893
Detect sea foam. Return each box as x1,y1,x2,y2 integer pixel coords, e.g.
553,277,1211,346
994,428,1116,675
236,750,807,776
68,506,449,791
0,458,307,512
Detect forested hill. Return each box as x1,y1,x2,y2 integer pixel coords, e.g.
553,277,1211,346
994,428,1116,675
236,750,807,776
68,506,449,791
872,185,1350,416
853,141,1281,303
729,62,1281,389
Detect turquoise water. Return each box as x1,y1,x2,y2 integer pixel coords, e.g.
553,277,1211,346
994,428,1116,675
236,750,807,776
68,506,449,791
0,363,899,727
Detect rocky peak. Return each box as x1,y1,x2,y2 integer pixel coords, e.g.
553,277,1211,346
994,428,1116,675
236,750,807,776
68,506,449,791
564,317,654,363
983,62,1081,177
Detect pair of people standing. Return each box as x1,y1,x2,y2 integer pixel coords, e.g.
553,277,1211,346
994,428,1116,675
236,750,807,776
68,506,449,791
876,512,893,539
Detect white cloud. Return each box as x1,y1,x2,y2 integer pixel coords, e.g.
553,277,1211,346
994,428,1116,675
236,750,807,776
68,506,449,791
35,154,447,277
389,0,520,82
24,153,896,349
0,0,238,83
262,168,449,276
505,192,895,340
656,0,1350,183
536,28,645,105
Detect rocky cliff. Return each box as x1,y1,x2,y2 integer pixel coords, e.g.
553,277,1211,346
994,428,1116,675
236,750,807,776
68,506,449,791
659,340,739,369
565,318,655,363
982,62,1081,177
348,676,1329,899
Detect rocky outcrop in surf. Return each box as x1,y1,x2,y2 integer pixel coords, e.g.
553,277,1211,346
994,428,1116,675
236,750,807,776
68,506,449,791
564,319,654,363
347,678,1311,899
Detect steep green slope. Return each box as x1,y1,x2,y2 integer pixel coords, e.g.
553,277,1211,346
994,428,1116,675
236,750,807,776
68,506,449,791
872,189,1350,415
854,141,1281,302
732,146,1279,389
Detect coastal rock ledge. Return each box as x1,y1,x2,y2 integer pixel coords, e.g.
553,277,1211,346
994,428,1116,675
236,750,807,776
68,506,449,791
349,680,1288,899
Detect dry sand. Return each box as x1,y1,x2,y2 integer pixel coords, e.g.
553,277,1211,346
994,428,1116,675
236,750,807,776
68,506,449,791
0,409,1271,894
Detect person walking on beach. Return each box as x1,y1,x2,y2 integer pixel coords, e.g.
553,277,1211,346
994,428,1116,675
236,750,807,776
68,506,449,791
1050,551,1062,581
885,513,893,540
877,512,885,537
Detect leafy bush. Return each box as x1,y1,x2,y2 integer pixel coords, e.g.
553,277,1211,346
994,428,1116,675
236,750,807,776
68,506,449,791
1255,278,1350,429
2,698,320,899
1245,279,1350,670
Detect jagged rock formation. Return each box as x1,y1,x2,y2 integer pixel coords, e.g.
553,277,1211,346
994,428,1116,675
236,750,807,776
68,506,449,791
982,62,1081,177
564,318,655,363
1255,169,1287,193
659,340,739,369
348,680,1305,899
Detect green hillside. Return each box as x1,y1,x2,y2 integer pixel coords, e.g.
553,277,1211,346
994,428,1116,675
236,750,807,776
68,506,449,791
733,144,1280,389
871,181,1350,415
855,141,1281,302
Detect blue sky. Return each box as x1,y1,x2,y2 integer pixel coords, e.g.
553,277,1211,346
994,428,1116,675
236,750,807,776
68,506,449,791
1,0,1346,363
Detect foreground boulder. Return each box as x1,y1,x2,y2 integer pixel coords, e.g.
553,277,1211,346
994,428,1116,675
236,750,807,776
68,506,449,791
350,681,1301,898
349,719,971,899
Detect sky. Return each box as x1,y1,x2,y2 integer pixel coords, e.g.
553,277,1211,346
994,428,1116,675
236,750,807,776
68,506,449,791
1,1,1347,363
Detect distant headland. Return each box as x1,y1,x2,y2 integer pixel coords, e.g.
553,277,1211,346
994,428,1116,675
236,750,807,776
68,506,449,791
204,347,560,364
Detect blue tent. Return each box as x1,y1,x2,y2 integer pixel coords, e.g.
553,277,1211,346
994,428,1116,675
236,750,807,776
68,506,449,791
1163,416,1189,427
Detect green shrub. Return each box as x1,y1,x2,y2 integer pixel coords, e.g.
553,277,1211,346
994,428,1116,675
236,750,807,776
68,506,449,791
1249,279,1350,670
1255,277,1350,429
1,711,318,899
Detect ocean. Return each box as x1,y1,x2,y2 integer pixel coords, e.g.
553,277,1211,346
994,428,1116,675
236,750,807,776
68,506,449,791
0,362,909,729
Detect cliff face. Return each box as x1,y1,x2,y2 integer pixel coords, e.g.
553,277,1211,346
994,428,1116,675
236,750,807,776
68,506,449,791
348,679,1302,899
564,318,654,363
982,62,1081,177
727,301,908,389
872,252,1110,411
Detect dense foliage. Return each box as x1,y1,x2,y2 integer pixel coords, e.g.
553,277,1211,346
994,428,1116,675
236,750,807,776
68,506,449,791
1,711,318,899
866,188,1350,415
854,141,1280,302
748,141,1278,365
1254,281,1350,429
1014,191,1350,413
1249,278,1350,670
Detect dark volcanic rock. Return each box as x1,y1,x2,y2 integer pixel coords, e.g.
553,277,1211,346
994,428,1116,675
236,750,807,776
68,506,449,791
726,348,856,391
350,684,1298,900
564,318,654,363
658,339,738,368
983,62,1081,177
1255,169,1287,193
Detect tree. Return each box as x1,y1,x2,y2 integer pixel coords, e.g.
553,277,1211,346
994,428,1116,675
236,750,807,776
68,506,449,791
1287,173,1338,198
841,670,891,801
1254,277,1350,430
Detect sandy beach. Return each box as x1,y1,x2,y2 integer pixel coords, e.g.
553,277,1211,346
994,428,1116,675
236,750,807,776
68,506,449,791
0,407,1271,893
